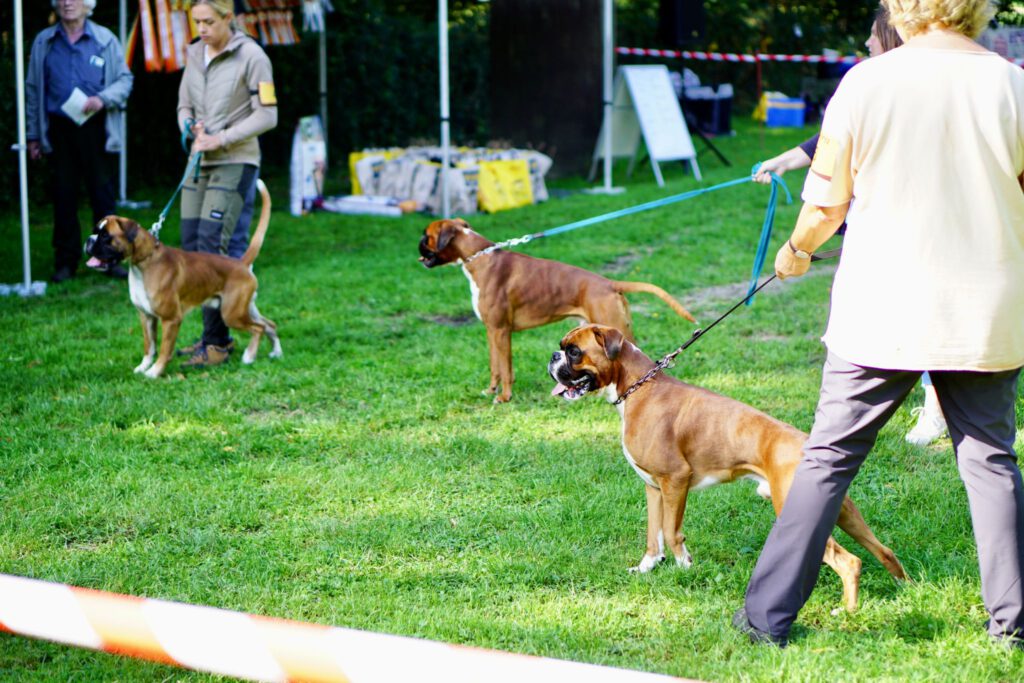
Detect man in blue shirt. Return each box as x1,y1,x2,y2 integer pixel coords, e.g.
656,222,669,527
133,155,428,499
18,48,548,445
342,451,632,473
26,0,133,283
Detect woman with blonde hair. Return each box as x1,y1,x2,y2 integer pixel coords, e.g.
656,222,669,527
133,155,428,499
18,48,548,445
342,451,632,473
176,0,277,368
734,0,1024,648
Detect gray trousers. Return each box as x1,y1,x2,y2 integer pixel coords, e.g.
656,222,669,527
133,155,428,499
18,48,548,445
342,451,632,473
744,352,1024,641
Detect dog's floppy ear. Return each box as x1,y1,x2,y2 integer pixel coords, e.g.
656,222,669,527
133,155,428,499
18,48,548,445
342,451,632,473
594,327,623,361
435,224,455,252
121,218,141,244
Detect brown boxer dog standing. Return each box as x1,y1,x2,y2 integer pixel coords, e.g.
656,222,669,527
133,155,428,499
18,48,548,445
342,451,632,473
84,180,281,378
419,218,697,403
547,324,908,611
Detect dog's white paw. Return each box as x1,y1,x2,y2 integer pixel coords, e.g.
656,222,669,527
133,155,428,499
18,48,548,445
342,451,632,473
268,347,283,359
241,350,256,365
675,544,694,569
629,553,665,573
134,358,154,374
143,366,163,379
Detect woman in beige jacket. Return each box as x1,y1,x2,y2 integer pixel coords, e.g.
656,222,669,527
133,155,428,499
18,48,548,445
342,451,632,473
176,0,277,368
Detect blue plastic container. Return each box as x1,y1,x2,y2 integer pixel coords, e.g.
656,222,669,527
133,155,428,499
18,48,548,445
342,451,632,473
766,98,806,127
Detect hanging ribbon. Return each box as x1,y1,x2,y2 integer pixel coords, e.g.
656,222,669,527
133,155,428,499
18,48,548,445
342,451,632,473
138,0,161,72
169,9,188,71
125,14,140,67
153,0,175,71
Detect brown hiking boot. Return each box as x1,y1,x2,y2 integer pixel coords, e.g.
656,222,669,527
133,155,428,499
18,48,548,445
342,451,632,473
180,343,233,369
177,338,234,357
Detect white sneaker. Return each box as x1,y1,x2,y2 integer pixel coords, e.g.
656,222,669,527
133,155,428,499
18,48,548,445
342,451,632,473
905,406,947,446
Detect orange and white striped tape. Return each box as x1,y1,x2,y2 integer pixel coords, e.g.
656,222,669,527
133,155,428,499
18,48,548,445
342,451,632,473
0,574,697,683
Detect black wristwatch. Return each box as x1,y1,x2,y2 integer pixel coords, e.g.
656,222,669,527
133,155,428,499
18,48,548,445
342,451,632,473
788,239,811,260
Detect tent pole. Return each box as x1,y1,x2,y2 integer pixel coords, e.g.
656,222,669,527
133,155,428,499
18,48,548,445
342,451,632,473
439,0,451,219
118,0,127,204
14,0,33,290
585,0,623,196
602,0,613,192
319,28,328,151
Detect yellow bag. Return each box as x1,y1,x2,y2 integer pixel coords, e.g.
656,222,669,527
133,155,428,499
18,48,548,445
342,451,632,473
477,159,534,213
348,148,404,195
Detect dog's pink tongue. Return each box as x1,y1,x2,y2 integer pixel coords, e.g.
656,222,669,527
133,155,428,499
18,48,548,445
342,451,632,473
551,383,569,396
86,257,103,269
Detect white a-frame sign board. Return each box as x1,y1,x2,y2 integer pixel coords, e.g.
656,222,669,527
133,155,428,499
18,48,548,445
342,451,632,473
589,65,701,186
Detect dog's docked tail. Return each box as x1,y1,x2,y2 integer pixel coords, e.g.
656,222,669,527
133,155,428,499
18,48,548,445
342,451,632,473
613,281,697,323
241,179,272,267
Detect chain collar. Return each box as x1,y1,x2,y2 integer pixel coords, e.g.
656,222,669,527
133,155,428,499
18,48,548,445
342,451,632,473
611,340,689,405
460,234,537,265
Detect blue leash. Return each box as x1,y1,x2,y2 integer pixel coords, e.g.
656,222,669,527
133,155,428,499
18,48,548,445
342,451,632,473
150,151,202,238
745,163,792,305
465,171,792,265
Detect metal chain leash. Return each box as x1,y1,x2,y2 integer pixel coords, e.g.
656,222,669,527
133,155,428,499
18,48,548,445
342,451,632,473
612,248,842,405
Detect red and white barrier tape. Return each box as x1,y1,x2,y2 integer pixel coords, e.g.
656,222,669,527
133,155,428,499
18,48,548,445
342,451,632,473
617,46,1024,67
0,574,698,683
616,46,861,64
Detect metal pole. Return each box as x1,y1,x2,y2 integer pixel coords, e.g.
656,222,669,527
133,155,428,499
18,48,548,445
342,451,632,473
14,0,33,290
319,28,328,151
584,0,623,196
118,0,127,203
602,0,612,192
439,0,451,218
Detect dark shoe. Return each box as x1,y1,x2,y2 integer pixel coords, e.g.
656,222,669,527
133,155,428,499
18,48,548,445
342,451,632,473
180,343,233,369
103,264,129,280
51,266,75,283
986,619,1024,650
177,338,234,357
732,608,788,647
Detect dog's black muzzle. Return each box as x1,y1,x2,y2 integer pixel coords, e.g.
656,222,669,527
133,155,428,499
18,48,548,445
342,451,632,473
83,229,125,267
418,236,441,268
548,351,596,401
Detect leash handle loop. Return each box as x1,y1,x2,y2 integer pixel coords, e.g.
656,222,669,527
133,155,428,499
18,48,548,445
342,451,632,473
744,162,792,306
181,119,196,153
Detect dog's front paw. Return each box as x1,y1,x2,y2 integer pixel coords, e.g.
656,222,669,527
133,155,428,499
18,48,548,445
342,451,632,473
675,544,694,569
241,350,256,365
629,553,665,573
134,359,154,374
143,365,164,379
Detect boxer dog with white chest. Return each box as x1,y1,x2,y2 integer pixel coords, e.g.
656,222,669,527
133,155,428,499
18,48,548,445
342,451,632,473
547,323,908,611
84,180,281,378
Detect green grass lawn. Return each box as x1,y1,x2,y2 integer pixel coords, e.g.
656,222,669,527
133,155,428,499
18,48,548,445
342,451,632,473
2,119,1022,681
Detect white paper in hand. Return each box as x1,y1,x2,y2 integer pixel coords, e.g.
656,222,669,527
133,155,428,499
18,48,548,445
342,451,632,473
60,88,96,126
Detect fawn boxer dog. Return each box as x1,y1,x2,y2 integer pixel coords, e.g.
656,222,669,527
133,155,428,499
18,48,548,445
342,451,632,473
547,324,908,611
419,218,697,402
84,179,281,378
